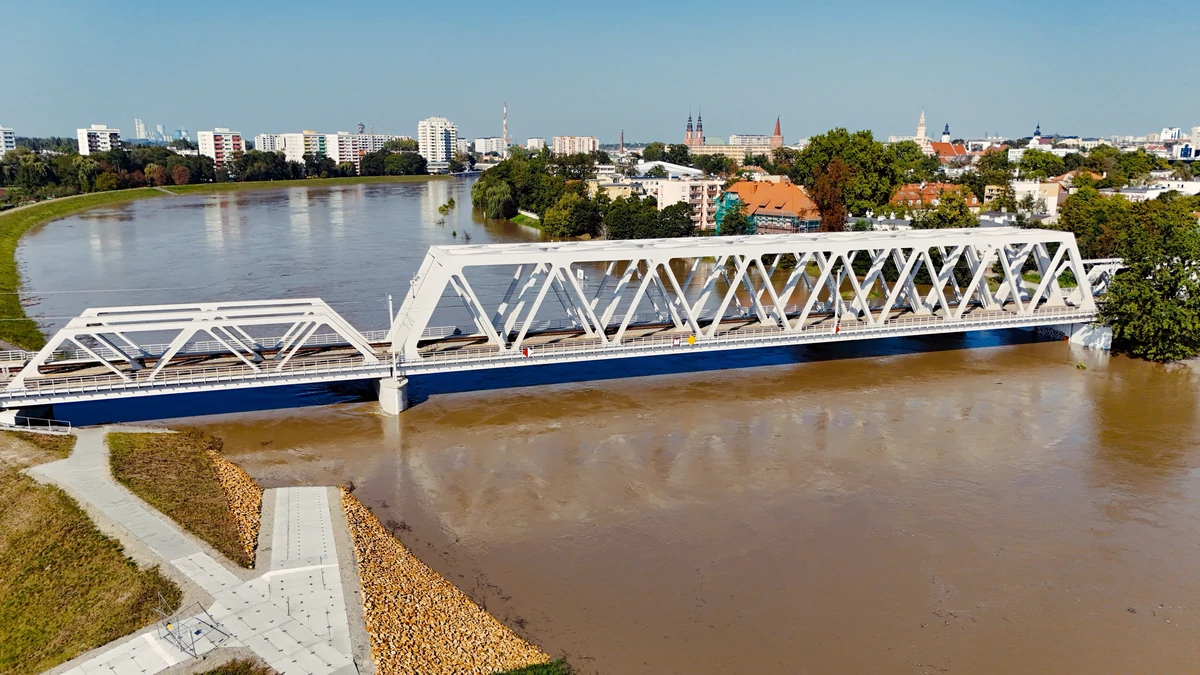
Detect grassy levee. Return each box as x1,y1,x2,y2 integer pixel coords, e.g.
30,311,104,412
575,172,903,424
0,431,181,675
0,188,168,349
108,431,255,568
164,174,450,195
196,658,277,675
511,213,542,229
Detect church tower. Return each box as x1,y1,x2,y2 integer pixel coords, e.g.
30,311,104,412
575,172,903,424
686,112,694,145
917,110,927,140
695,109,704,146
941,123,951,143
771,116,783,149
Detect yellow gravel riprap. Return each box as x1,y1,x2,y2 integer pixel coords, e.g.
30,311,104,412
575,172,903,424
340,489,552,675
208,450,263,566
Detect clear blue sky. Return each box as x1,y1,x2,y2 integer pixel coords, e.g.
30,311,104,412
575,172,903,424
3,0,1197,144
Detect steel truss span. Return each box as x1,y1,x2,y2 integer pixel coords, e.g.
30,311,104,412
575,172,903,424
388,228,1105,374
2,299,387,407
0,229,1114,411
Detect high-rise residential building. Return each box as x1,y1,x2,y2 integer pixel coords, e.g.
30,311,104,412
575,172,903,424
417,117,457,164
133,117,147,140
254,133,285,152
455,139,471,155
657,178,726,230
526,138,545,151
324,132,404,171
197,128,245,168
1192,126,1200,142
77,124,121,155
155,124,167,141
551,136,599,155
474,137,507,155
280,131,327,163
0,125,15,153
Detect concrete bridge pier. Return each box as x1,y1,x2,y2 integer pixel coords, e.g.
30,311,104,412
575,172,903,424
375,376,409,415
1052,322,1113,349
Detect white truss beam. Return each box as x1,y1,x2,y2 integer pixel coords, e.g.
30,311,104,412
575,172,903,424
7,299,379,390
387,228,1103,366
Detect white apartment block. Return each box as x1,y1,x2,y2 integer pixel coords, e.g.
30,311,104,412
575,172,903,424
1160,127,1182,141
526,138,545,151
254,133,285,152
551,135,599,155
325,132,401,171
455,139,471,156
656,178,725,230
197,128,245,168
0,125,15,153
417,117,458,163
474,137,507,155
77,124,121,156
279,131,327,164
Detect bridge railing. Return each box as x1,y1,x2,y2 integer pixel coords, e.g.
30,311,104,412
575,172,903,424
408,305,1094,367
5,353,389,397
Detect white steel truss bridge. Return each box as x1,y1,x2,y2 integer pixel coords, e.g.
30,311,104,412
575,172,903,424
0,228,1119,416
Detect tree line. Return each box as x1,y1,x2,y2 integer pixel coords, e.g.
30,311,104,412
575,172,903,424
0,137,432,204
470,147,695,239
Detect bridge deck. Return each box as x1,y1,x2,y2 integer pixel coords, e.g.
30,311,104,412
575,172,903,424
0,301,1093,407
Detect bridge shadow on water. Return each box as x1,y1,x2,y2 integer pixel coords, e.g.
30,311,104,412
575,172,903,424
52,328,1049,426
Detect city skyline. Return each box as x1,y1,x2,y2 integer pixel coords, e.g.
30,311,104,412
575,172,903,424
3,0,1199,142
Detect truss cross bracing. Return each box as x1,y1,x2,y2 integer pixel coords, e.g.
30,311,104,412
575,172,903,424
0,229,1115,410
388,228,1107,375
1,299,388,407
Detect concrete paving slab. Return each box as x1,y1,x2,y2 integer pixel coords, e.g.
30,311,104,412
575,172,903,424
38,430,365,675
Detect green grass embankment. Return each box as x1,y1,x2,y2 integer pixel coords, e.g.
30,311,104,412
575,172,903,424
0,431,181,675
511,213,542,229
108,431,256,568
0,188,169,349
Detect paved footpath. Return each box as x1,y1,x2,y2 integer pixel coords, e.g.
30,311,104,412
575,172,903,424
30,428,360,675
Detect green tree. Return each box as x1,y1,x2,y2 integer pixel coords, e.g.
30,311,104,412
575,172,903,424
791,128,894,215
93,172,119,192
171,164,191,186
1017,148,1066,179
717,197,754,235
665,144,691,166
641,142,667,162
383,152,427,176
912,189,979,229
448,158,465,173
656,202,697,238
603,195,658,239
1101,196,1200,361
359,150,387,176
383,138,419,152
542,192,601,238
644,165,668,178
886,140,940,183
1053,187,1133,258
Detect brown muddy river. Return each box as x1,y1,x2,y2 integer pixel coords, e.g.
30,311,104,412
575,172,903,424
18,181,1200,673
194,342,1200,674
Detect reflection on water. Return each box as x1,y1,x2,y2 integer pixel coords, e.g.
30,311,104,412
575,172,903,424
192,342,1200,674
17,178,540,333
17,179,1200,673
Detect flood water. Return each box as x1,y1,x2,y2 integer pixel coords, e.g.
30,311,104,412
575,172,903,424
18,181,1200,673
